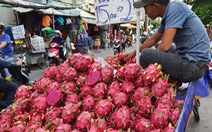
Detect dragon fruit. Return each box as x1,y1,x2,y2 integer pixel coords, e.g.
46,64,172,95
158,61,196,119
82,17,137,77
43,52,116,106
113,92,128,108
43,66,58,79
155,93,173,108
94,99,113,118
76,74,88,87
107,81,121,98
75,111,94,131
45,107,61,121
134,73,144,87
45,117,63,130
134,118,152,132
65,93,81,104
92,82,107,99
142,63,162,86
74,55,93,72
13,112,30,122
100,66,114,83
151,79,170,98
46,91,64,106
115,67,124,81
169,107,181,125
136,96,154,118
10,122,26,132
95,118,108,132
82,95,96,111
28,112,44,126
61,102,81,123
63,67,78,82
31,96,47,113
110,107,130,129
151,107,170,129
68,53,83,66
80,84,92,96
123,63,141,81
14,97,31,110
15,85,31,99
61,81,77,95
131,86,150,103
87,70,100,86
55,123,72,132
46,82,62,93
36,77,52,93
163,123,175,132
121,81,135,94
25,124,42,132
88,61,101,73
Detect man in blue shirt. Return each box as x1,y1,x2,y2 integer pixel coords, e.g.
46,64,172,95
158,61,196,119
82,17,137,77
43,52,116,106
0,22,14,79
125,0,211,86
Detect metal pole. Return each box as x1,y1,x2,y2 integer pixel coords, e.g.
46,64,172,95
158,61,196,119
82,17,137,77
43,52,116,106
136,10,141,65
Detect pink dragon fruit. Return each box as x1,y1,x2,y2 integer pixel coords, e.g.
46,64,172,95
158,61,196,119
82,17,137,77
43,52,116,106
121,81,135,94
131,86,150,103
151,107,170,129
36,77,52,93
43,66,58,79
68,53,83,66
123,63,141,81
28,112,44,126
94,99,113,118
110,106,130,129
14,97,31,110
13,112,30,123
45,107,61,121
74,55,93,72
136,96,154,118
134,118,152,132
46,82,62,93
70,129,82,132
82,95,96,111
107,81,121,98
31,96,47,113
113,92,129,108
45,117,63,130
65,93,81,105
55,123,72,132
46,91,64,106
63,67,78,82
80,84,92,96
115,67,124,81
95,118,108,132
10,122,26,132
100,66,114,83
76,74,88,87
87,70,100,86
61,81,77,95
155,93,173,108
25,124,42,132
61,102,82,123
92,82,107,99
75,111,94,131
142,63,162,86
134,73,144,87
88,61,101,73
151,79,170,98
169,107,181,125
163,123,175,132
15,85,31,99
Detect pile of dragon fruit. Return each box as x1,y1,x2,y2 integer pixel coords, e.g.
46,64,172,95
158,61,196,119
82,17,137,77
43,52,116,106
0,53,183,132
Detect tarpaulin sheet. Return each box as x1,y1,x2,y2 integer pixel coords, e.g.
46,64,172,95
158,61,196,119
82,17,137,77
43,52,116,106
175,70,212,132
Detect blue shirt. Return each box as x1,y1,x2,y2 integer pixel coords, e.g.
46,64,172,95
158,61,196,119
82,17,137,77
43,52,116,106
0,34,13,56
158,1,211,64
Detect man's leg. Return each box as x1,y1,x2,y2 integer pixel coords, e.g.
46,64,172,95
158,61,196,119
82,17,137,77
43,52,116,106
0,78,18,109
139,48,205,82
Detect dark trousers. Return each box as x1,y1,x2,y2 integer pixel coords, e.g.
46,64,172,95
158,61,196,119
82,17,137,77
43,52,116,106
0,78,18,109
139,48,206,83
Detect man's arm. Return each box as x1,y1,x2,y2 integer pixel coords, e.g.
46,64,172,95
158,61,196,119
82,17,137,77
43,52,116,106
157,28,177,51
0,41,7,49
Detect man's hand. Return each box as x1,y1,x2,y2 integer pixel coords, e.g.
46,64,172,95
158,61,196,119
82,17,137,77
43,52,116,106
16,61,22,67
124,50,136,61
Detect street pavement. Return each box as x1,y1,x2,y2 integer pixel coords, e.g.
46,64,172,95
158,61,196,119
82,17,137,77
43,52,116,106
29,46,212,132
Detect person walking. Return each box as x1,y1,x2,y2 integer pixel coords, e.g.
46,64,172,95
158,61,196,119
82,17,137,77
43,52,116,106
125,0,211,87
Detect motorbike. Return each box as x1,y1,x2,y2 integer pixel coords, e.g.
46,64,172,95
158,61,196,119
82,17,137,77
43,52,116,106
8,53,31,86
113,39,121,55
47,42,67,66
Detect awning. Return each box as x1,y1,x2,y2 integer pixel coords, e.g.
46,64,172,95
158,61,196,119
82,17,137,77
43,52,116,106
61,8,96,19
120,23,137,29
12,7,33,13
39,8,65,16
82,18,96,25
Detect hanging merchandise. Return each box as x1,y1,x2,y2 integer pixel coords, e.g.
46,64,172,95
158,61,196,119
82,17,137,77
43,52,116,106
56,16,64,26
83,23,88,31
66,18,72,25
42,15,51,27
77,19,88,46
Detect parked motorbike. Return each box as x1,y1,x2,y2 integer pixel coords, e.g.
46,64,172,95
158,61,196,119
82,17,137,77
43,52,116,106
47,42,67,66
113,39,121,55
8,53,31,86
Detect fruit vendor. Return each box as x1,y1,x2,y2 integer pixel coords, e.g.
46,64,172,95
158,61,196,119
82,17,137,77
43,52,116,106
125,0,211,87
0,56,22,111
